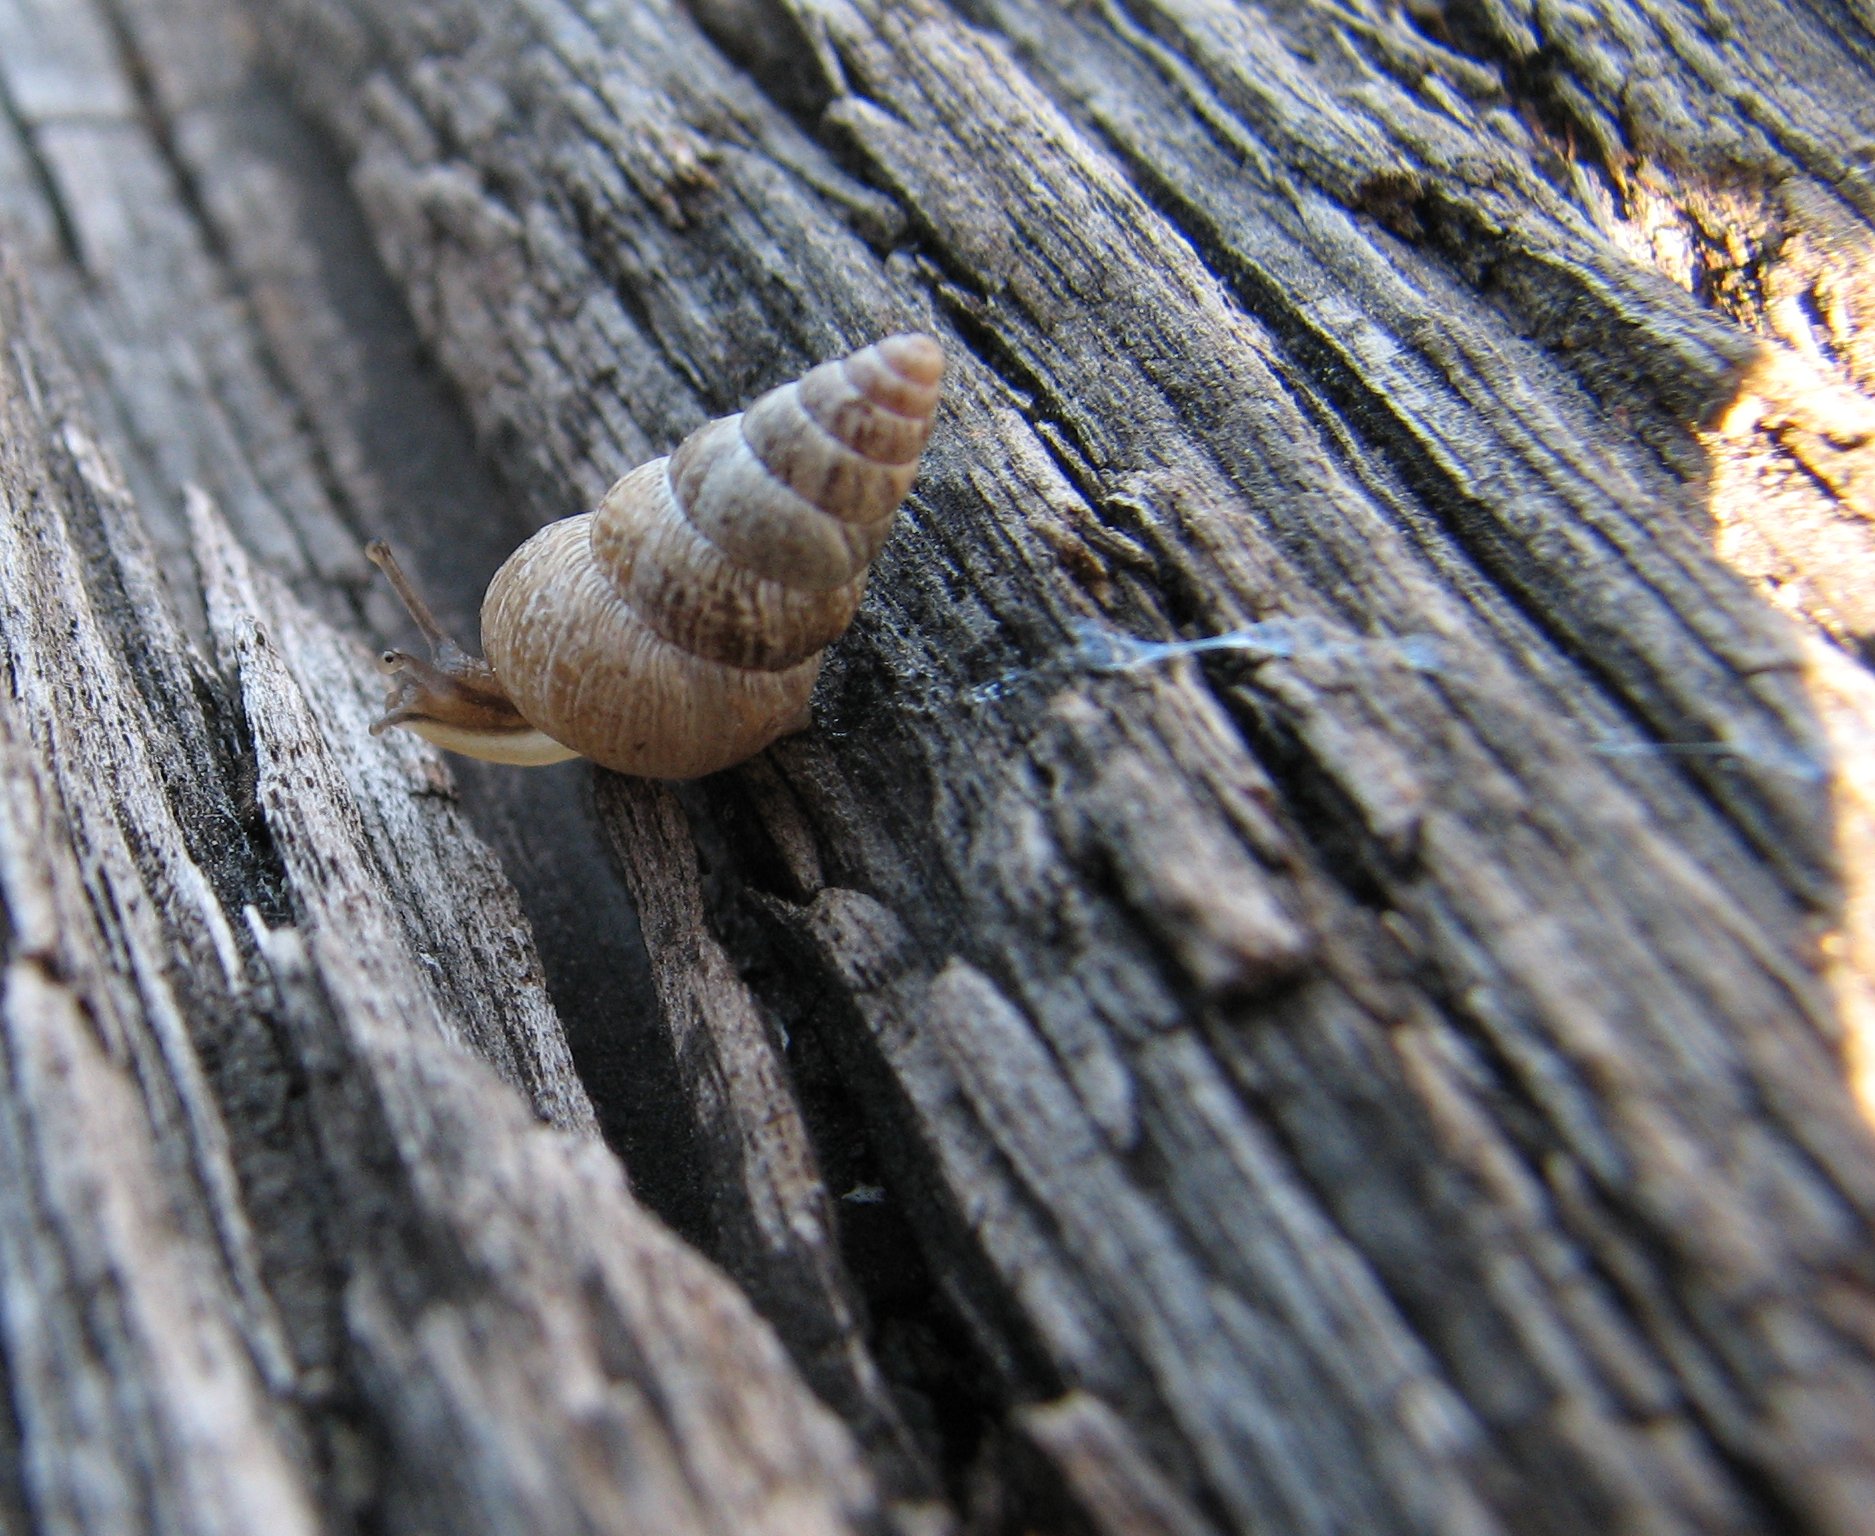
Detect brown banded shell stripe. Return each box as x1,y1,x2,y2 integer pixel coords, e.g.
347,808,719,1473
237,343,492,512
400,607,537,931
668,416,895,591
592,461,867,672
740,387,920,527
482,514,823,778
844,338,945,417
796,360,936,464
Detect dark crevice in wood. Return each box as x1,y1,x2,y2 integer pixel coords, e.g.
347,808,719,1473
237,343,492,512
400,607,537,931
691,835,1268,1534
589,779,958,1524
795,1106,1008,1514
774,996,1067,1516
68,0,666,1172
0,77,88,281
491,772,666,1180
674,867,1061,1516
0,1379,28,1536
676,0,839,130
676,785,995,1467
184,660,299,931
1699,1442,1812,1536
18,351,303,949
579,789,726,1249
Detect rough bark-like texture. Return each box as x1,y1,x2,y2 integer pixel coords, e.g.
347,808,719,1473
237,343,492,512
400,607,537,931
0,0,1872,1532
0,255,883,1535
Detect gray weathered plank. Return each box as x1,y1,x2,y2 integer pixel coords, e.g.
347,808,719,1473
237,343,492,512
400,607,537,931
211,0,1875,1528
0,0,1872,1530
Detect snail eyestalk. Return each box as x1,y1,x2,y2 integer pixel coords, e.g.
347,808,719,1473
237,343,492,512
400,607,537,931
365,541,581,766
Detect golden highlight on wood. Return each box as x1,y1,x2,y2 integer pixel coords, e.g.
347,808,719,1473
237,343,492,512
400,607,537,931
370,334,945,777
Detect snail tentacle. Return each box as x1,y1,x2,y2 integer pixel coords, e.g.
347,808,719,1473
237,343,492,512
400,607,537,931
365,541,579,765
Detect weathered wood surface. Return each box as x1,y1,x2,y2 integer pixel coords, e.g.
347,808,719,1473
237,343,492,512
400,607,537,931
0,0,1872,1532
0,258,884,1534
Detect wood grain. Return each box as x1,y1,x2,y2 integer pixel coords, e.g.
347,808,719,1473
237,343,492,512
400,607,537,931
0,255,882,1536
0,0,1871,1530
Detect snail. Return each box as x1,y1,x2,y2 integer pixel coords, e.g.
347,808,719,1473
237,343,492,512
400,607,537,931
367,333,944,778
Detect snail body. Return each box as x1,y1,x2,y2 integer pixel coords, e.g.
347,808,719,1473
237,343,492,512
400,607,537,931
369,334,944,778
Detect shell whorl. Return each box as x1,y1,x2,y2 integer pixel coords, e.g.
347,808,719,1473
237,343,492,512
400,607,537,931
482,334,943,779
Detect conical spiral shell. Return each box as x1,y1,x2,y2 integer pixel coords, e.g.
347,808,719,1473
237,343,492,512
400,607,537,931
482,334,944,779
